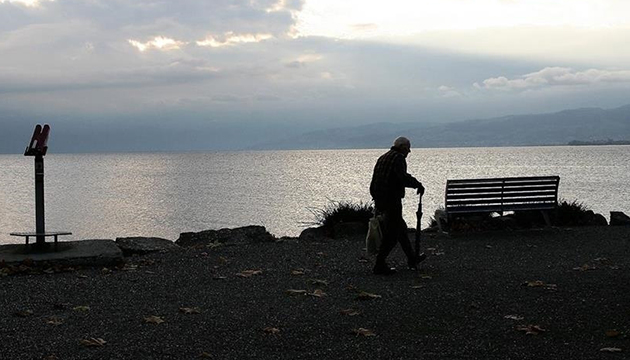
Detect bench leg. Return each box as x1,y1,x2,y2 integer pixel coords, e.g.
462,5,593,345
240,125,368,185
54,235,58,251
541,210,551,226
435,209,448,233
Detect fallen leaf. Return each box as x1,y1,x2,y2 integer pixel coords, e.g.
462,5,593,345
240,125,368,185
308,289,326,297
358,257,369,263
80,338,106,347
46,316,64,326
573,264,595,271
316,252,325,256
504,315,524,321
291,269,305,276
179,307,201,314
420,275,433,280
356,291,381,300
213,276,227,280
199,352,213,358
600,347,622,353
485,245,493,249
236,269,263,278
121,264,138,271
516,324,546,335
286,289,307,296
77,274,89,279
43,355,59,360
14,310,33,317
410,285,424,289
207,242,223,249
144,315,165,324
263,327,280,334
145,270,156,274
219,256,229,265
340,309,361,316
523,280,557,290
101,267,112,274
352,328,376,337
308,279,329,286
73,306,90,312
43,268,55,274
605,329,621,338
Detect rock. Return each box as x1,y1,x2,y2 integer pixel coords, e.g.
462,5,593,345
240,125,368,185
176,225,276,247
0,240,123,267
115,237,179,256
590,213,608,226
332,221,367,240
610,211,630,226
298,227,330,242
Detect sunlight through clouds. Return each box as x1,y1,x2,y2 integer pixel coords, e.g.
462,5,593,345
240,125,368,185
297,0,630,38
0,0,51,7
128,36,187,52
196,32,273,48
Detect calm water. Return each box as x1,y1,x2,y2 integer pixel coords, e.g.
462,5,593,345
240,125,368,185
1,146,629,244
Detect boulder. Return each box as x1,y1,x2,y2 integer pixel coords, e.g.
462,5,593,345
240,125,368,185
610,211,630,226
590,213,608,226
176,225,276,247
298,226,330,242
115,237,179,256
332,221,367,240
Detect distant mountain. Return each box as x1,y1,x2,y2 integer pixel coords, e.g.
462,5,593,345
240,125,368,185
250,104,630,149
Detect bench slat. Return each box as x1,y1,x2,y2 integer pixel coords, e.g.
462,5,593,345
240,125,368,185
447,180,559,189
447,197,557,206
447,176,559,184
447,190,558,200
447,203,557,214
446,185,559,195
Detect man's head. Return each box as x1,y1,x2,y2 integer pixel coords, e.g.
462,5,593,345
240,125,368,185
393,136,411,157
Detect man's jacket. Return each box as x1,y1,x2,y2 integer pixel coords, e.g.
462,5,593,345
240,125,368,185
370,147,421,200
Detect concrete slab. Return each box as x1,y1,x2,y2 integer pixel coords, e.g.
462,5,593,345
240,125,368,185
0,240,123,267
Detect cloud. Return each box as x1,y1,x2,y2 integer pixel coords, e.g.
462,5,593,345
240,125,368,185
196,32,273,48
128,36,188,52
437,85,461,98
475,67,630,91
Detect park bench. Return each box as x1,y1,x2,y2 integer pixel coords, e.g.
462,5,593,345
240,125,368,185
438,176,560,231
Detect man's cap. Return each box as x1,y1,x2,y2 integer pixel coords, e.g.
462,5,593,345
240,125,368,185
393,136,411,148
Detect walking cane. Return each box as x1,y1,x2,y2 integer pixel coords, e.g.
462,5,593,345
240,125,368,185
415,189,425,261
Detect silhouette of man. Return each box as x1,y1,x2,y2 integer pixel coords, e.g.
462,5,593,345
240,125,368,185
370,136,425,275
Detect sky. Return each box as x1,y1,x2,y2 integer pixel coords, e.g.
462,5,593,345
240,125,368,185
1,0,630,151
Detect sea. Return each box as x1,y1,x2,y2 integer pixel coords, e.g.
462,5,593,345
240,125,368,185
1,146,629,245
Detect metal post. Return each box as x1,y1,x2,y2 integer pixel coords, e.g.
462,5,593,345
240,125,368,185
34,154,45,245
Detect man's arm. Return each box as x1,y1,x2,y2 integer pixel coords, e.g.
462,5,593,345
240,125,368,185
393,156,423,192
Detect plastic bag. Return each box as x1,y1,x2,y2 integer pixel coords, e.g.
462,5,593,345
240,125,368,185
365,215,383,255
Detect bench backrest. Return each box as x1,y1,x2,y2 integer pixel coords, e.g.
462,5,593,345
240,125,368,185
445,176,560,214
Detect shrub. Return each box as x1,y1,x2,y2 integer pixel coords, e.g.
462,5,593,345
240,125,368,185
306,200,374,234
553,199,599,226
513,199,603,227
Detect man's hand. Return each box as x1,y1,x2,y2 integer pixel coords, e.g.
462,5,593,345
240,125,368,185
416,183,425,196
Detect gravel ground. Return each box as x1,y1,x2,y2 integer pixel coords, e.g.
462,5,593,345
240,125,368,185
1,226,629,360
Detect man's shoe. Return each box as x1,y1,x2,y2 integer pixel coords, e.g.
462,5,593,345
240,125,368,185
408,253,427,270
373,264,397,275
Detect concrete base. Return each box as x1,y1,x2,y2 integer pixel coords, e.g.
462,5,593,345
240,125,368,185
0,239,123,267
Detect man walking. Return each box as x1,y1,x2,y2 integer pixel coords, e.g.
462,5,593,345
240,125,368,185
369,136,425,275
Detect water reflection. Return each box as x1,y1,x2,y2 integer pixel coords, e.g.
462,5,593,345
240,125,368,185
1,146,629,244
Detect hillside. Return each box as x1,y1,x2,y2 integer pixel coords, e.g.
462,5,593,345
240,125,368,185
251,104,630,149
